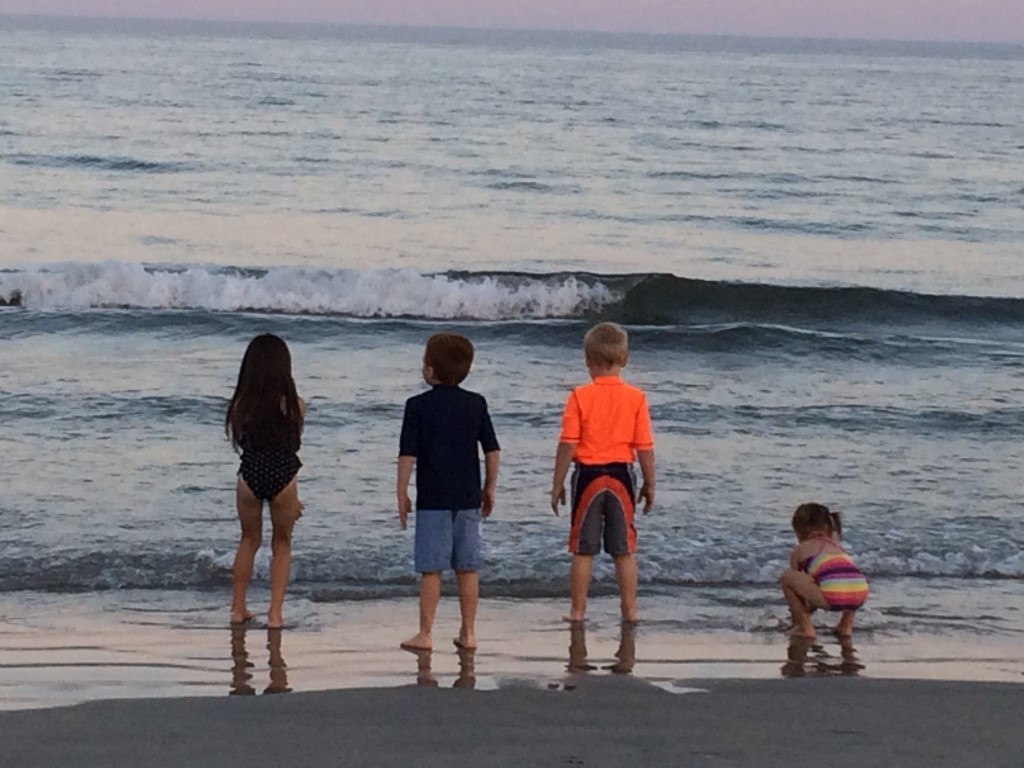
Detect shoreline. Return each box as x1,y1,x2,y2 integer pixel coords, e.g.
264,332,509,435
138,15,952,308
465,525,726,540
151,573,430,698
1,593,1021,712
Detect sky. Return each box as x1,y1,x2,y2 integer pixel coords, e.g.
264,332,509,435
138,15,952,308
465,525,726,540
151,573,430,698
0,0,1022,43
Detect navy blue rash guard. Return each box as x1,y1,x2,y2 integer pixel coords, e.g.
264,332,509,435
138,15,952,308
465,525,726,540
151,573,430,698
399,384,500,510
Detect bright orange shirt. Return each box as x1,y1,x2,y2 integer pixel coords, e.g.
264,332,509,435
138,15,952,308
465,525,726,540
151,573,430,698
558,375,654,464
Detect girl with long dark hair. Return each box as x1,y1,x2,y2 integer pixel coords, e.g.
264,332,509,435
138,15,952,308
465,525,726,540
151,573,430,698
225,333,305,629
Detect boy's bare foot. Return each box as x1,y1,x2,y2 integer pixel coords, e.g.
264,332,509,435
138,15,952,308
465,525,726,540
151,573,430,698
230,610,254,626
400,632,432,652
453,634,477,651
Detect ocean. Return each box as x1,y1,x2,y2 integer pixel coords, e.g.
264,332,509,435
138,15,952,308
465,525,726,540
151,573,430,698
1,17,1023,649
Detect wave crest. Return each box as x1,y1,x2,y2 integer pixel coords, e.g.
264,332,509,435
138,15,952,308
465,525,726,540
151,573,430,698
0,263,618,319
3,262,1024,327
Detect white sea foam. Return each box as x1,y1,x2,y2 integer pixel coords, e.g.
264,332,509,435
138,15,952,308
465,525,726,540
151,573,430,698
0,262,619,319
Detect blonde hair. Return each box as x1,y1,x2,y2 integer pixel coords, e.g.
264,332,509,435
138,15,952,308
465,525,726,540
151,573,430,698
584,322,628,367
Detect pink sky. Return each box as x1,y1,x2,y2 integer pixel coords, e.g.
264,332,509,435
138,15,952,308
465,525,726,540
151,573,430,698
1,0,1022,43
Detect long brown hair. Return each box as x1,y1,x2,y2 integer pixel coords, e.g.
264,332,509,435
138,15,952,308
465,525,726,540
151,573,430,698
225,334,302,453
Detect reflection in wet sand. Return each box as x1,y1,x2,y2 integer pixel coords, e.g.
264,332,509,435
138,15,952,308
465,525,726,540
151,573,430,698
607,622,636,675
265,629,290,694
229,626,255,696
229,626,291,695
781,636,864,678
406,647,478,689
567,623,596,673
566,622,637,676
454,648,476,689
409,649,438,688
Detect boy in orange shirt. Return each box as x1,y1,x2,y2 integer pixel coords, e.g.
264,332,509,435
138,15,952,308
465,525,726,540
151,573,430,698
551,322,655,623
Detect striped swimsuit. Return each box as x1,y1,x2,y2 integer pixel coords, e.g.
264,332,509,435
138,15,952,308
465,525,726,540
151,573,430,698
802,541,869,611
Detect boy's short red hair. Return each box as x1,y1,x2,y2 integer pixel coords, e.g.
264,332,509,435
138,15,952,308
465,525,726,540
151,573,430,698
425,333,474,385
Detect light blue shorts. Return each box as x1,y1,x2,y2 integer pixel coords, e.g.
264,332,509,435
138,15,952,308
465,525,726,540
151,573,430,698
414,508,482,574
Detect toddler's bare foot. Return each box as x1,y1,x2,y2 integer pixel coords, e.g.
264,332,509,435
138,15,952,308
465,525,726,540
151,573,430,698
787,623,816,640
230,610,254,626
833,616,855,639
400,632,432,651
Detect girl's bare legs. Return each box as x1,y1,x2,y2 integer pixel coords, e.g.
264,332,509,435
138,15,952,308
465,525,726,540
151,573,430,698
455,569,479,649
267,479,302,629
780,568,829,639
613,554,639,622
402,572,441,650
566,554,593,622
231,478,263,625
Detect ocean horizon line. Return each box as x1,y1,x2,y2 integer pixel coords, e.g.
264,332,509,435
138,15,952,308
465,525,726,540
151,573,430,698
3,13,1023,53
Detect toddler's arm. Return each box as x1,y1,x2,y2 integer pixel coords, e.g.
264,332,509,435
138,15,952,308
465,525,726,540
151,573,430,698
788,544,803,571
636,448,655,513
397,455,414,529
482,449,500,517
550,442,575,515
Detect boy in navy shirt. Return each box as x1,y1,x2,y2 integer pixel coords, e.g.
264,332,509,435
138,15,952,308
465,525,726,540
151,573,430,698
398,333,500,651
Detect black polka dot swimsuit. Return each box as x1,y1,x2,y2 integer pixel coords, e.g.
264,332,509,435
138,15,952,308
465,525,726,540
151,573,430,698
238,443,302,501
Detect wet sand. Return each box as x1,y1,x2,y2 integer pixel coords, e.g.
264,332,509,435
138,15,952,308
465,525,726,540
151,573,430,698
2,593,1022,765
2,676,1022,767
1,593,1022,711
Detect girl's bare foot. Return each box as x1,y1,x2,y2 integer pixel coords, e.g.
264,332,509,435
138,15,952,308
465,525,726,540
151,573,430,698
230,610,254,626
562,612,585,623
400,632,432,651
621,611,640,624
453,633,477,650
267,610,284,630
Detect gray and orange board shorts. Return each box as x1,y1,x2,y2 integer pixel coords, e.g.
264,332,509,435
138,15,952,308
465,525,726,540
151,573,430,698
568,462,637,555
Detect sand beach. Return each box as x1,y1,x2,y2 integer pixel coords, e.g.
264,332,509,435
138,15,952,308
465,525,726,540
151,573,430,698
2,600,1023,767
2,592,1023,766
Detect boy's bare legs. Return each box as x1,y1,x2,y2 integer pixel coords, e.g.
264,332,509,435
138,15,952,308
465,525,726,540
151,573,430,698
230,478,262,625
613,553,639,622
566,554,593,622
455,569,478,649
402,571,441,651
780,568,829,639
267,479,302,629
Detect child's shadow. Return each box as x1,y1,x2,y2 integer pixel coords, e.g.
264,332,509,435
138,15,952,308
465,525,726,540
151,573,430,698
781,635,864,678
229,625,291,695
